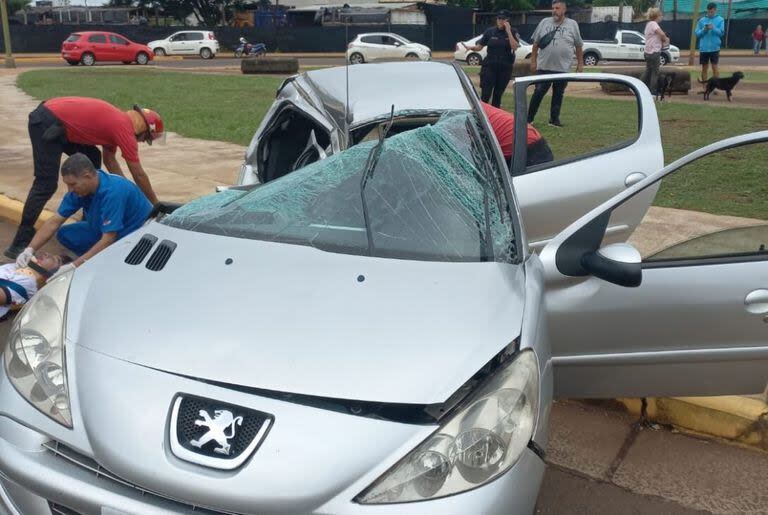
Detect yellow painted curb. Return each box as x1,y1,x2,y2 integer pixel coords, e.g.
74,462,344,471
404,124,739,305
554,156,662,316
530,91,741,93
617,396,768,450
0,194,57,229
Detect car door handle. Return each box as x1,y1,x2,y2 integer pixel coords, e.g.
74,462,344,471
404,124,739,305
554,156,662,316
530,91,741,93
745,289,768,315
624,172,646,187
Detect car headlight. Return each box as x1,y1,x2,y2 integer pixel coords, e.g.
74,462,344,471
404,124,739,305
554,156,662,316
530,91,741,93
356,349,539,504
3,271,74,427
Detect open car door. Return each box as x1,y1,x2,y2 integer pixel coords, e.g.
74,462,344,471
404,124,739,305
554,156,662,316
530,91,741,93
510,74,663,251
541,132,768,398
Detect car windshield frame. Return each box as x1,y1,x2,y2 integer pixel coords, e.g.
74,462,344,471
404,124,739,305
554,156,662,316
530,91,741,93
161,110,519,264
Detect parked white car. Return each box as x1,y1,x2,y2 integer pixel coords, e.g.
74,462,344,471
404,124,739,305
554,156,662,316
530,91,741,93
582,29,680,66
454,34,533,66
147,30,219,59
347,33,431,64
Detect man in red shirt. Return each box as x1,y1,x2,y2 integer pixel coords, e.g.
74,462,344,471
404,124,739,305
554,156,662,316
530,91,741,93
481,102,553,169
5,97,164,259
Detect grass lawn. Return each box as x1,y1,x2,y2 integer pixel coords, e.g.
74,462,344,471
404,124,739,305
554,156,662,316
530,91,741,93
17,67,768,219
17,68,283,146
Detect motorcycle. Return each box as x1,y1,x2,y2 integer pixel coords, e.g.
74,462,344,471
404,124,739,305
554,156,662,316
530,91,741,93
234,40,267,58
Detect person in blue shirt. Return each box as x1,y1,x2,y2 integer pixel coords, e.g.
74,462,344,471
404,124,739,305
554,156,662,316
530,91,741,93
695,2,725,83
15,153,152,278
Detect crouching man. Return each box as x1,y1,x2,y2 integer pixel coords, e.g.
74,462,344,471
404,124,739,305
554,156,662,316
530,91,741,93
16,153,152,274
481,102,554,168
0,251,69,322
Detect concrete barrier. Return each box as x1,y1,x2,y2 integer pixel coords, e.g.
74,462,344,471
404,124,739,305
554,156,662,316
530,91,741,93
241,57,299,75
600,67,691,95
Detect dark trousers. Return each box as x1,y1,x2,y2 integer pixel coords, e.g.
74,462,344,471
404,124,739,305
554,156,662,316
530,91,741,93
526,70,568,124
641,52,661,95
11,104,102,250
506,137,555,170
480,62,513,108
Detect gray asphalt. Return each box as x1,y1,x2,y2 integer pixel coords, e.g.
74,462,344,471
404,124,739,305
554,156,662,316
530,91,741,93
15,54,768,69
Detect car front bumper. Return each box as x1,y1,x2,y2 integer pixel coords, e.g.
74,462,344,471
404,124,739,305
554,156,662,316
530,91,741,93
0,415,545,515
0,344,546,515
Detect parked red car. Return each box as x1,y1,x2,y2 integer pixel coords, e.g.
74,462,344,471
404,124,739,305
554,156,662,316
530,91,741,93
61,31,154,66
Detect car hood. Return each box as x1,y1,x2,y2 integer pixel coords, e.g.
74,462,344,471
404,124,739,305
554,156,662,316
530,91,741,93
66,223,526,405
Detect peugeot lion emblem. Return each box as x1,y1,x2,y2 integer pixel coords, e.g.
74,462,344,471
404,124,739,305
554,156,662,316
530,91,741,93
170,395,274,470
190,409,243,456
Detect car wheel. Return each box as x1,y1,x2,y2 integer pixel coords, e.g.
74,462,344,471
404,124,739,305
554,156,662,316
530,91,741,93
80,52,95,66
349,52,364,65
660,53,669,66
466,53,481,66
405,52,419,60
136,52,149,65
583,52,599,67
153,48,166,57
66,59,79,66
200,47,212,59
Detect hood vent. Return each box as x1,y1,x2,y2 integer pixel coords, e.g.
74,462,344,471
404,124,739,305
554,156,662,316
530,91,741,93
125,234,158,265
146,240,177,271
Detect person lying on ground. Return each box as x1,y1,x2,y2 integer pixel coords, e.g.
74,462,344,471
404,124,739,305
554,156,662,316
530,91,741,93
16,153,152,274
481,102,554,168
0,251,70,322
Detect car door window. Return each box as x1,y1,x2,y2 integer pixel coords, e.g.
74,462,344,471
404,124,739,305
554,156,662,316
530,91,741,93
88,34,107,44
361,35,383,45
628,141,768,265
622,33,644,46
170,33,186,42
544,135,768,399
381,36,398,46
510,76,655,251
186,32,204,41
109,35,129,45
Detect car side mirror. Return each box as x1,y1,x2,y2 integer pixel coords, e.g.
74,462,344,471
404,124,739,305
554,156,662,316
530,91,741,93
581,243,642,287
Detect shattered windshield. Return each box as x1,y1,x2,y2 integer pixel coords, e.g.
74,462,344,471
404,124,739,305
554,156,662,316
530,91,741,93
162,112,517,263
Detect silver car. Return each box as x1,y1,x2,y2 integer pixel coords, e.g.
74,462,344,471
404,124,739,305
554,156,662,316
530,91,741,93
1,62,767,514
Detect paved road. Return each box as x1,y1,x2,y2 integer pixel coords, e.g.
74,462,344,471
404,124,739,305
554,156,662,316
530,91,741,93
14,54,768,69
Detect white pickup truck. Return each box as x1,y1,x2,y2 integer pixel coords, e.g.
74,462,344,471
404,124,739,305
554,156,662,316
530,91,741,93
581,29,680,66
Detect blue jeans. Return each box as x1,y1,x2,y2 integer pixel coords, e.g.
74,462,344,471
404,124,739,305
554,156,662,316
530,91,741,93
57,222,101,256
754,39,762,54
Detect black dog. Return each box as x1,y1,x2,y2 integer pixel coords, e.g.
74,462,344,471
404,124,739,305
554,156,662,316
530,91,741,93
655,73,674,102
699,71,745,101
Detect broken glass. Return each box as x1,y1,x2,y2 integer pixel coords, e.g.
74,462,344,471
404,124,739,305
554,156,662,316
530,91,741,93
162,112,517,263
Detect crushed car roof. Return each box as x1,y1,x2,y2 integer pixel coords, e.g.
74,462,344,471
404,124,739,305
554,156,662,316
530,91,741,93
286,61,473,130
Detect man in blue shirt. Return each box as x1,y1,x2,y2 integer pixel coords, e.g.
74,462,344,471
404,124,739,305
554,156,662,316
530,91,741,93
15,153,152,277
696,2,725,83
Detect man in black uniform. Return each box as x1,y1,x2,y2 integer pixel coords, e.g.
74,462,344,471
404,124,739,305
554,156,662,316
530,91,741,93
463,11,520,107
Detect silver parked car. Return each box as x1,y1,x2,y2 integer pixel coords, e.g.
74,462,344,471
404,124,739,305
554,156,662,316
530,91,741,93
2,62,767,514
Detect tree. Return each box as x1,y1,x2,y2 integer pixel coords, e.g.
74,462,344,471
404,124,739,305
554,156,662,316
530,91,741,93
446,0,478,8
7,0,31,14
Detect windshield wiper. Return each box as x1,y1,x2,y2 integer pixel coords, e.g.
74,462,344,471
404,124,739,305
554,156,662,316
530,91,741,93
359,105,395,257
465,117,496,261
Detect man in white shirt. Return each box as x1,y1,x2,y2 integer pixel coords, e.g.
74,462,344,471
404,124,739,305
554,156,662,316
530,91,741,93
0,251,67,321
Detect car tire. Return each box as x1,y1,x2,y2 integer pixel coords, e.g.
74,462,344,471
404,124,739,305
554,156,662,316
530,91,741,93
660,53,669,66
136,52,149,65
80,52,95,66
583,52,599,67
405,52,419,60
66,59,79,66
200,47,212,59
349,52,364,65
466,53,481,66
153,48,166,57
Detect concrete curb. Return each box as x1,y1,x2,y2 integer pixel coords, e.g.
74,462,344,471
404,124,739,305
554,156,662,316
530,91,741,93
0,194,57,229
617,396,768,451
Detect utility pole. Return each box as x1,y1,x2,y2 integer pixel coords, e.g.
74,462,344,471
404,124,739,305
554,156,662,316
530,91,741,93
688,0,701,65
1,0,16,68
725,0,732,48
